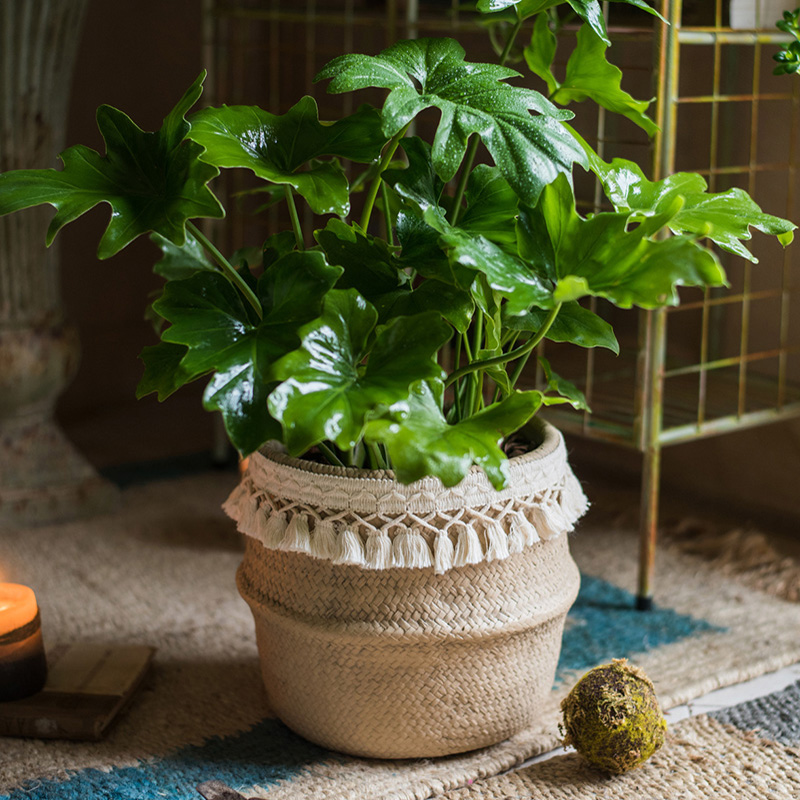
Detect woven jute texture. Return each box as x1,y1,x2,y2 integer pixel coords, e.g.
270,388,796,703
437,713,800,799
238,534,579,758
226,423,588,573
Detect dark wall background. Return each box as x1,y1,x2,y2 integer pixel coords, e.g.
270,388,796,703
56,0,213,466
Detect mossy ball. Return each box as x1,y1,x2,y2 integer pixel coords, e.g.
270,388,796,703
560,658,667,774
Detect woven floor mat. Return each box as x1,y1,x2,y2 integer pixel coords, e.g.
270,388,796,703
439,680,800,800
1,471,799,800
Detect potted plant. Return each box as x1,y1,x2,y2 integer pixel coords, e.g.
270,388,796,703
0,0,793,759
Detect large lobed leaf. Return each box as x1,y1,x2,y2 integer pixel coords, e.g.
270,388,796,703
189,98,387,216
0,72,223,259
518,174,727,308
366,380,544,489
588,156,796,262
268,290,452,454
316,37,585,206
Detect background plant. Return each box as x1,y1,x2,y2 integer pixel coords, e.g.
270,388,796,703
774,8,800,74
0,0,794,488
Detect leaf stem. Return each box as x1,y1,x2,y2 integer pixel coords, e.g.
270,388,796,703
444,303,561,389
284,186,305,250
500,17,523,65
448,19,521,228
381,182,395,246
452,333,463,420
318,441,346,468
361,122,412,231
367,441,387,470
187,222,263,320
449,135,481,226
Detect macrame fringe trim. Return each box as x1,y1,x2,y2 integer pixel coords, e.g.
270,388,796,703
225,470,588,574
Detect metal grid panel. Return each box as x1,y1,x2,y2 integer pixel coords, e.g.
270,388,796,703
543,0,800,451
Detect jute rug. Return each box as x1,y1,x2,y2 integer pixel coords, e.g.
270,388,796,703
1,470,800,800
440,680,800,799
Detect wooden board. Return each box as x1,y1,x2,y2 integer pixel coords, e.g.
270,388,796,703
0,642,155,740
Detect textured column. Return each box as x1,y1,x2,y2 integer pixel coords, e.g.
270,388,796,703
0,0,118,526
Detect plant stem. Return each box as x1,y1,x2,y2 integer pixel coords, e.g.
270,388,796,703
444,303,561,389
452,334,463,420
367,442,387,470
284,186,305,250
361,122,412,231
318,441,346,468
187,222,263,320
381,182,395,246
447,19,521,229
450,135,481,226
469,312,484,414
500,17,523,65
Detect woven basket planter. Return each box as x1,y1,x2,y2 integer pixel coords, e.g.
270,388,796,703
224,421,586,759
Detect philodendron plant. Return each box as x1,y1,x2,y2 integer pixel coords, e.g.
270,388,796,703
0,1,794,489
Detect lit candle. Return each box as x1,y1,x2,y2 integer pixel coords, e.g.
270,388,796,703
0,583,47,702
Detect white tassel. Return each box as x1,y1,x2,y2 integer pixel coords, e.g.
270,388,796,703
549,495,575,533
434,530,455,574
278,514,311,553
222,480,251,522
311,519,338,560
251,506,273,545
562,474,589,522
333,529,366,566
532,497,570,540
484,520,510,562
236,494,261,535
263,511,289,548
365,534,393,569
392,529,433,569
516,511,539,546
453,525,483,567
507,514,527,554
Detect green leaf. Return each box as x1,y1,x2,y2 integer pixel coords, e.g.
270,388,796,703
380,280,475,333
383,137,445,212
262,231,297,268
144,251,342,454
314,218,408,303
366,380,543,489
538,355,589,410
151,232,216,280
525,14,560,96
188,98,387,216
591,157,797,262
316,37,585,206
396,211,474,287
440,227,555,315
504,301,619,353
477,0,664,33
518,173,727,308
458,165,520,252
528,23,658,136
137,341,197,401
0,72,223,259
269,291,451,454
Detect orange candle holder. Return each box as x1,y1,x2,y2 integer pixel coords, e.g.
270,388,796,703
0,584,47,702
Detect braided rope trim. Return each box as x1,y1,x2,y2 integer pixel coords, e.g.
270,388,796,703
223,423,588,573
